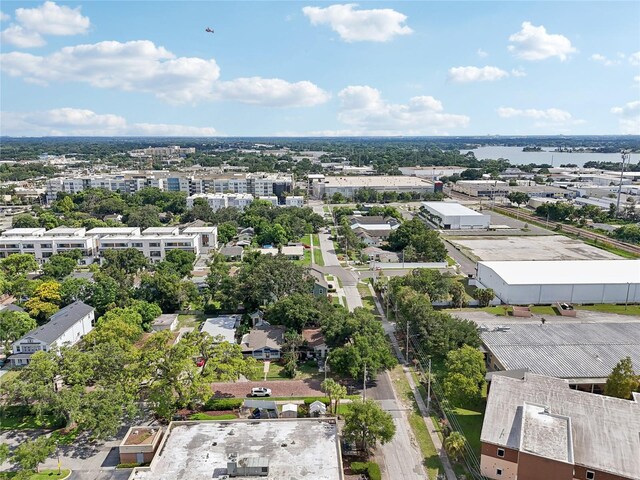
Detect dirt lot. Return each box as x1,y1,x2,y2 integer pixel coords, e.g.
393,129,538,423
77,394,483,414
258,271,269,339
210,379,324,398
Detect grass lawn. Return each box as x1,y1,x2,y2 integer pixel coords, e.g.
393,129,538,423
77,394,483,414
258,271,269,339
446,256,456,266
50,427,80,445
188,413,236,420
450,406,484,457
451,304,640,317
576,304,640,315
0,406,59,430
323,206,330,213
312,235,324,266
389,366,443,479
357,283,376,312
296,248,312,267
0,470,71,480
177,314,201,329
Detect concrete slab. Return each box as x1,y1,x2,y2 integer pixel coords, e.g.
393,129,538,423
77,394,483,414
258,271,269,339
449,235,621,262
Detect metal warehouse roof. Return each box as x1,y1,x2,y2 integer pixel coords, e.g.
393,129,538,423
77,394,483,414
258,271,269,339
482,374,640,479
479,259,640,285
422,201,485,217
481,322,640,380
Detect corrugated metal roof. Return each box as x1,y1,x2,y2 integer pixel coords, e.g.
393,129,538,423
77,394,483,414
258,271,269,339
482,322,640,380
482,374,640,478
478,259,640,285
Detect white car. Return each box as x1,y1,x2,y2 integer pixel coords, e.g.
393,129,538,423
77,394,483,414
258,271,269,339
250,387,272,397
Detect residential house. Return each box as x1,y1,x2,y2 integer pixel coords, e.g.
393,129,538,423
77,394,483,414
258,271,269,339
220,246,244,261
151,313,179,332
9,301,95,366
281,245,304,260
240,325,285,360
302,328,329,359
200,314,240,343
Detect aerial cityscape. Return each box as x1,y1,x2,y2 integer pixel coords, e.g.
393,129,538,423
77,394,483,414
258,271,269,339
0,2,639,480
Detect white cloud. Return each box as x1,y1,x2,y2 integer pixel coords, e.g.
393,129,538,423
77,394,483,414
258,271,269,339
611,101,640,134
302,4,412,42
634,75,640,84
15,1,89,36
511,67,527,77
0,39,329,107
448,66,509,83
1,1,90,48
477,48,488,58
590,53,619,66
1,108,218,136
508,22,576,61
336,85,469,134
629,51,640,66
0,11,10,22
214,77,330,107
0,24,45,48
497,106,584,129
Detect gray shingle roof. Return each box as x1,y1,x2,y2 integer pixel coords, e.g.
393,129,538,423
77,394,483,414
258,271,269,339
19,301,94,345
481,322,640,381
482,373,640,478
241,326,285,351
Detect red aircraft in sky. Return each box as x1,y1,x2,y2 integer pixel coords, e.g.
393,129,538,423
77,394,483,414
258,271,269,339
205,27,214,33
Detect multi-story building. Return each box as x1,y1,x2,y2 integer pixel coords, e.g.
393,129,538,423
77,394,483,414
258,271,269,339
481,373,640,480
312,176,435,199
186,193,254,211
9,301,95,366
0,227,95,263
285,196,305,207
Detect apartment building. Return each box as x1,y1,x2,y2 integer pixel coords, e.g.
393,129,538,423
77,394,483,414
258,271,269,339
46,172,293,203
0,226,217,263
186,193,254,211
285,196,305,207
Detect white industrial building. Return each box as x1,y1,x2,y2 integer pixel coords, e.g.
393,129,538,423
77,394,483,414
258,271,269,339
476,260,640,305
312,176,434,199
421,202,490,230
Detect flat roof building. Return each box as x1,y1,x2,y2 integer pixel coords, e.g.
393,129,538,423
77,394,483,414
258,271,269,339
476,260,640,305
480,373,640,480
200,314,240,343
128,419,343,480
480,322,640,390
313,176,434,199
421,201,490,230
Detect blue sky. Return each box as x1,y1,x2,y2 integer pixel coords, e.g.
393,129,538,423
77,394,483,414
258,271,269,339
1,1,639,136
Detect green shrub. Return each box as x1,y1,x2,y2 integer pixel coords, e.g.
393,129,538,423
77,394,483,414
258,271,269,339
351,461,381,480
116,462,143,468
203,398,244,411
303,397,331,406
189,413,236,421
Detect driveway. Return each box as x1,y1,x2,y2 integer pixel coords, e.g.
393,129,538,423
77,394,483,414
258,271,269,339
211,379,324,398
317,233,340,267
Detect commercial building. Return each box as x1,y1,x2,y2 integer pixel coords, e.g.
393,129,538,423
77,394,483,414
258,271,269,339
119,427,164,465
421,201,490,230
399,166,466,179
312,176,435,199
480,373,640,480
480,322,640,391
476,260,640,305
452,180,509,198
128,419,343,480
9,301,95,366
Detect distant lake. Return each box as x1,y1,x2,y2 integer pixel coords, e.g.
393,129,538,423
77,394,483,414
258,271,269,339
459,146,639,168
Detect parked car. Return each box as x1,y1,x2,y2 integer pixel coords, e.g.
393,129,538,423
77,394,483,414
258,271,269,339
250,387,272,397
196,358,206,367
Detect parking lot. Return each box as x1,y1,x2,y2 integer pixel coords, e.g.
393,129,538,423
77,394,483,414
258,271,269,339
448,235,621,262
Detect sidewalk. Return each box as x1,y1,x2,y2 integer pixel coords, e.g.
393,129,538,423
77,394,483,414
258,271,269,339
369,284,457,480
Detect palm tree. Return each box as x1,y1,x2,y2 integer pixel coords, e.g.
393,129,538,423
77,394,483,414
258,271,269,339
444,431,466,461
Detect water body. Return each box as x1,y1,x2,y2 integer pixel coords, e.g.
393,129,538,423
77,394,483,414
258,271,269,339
460,146,639,168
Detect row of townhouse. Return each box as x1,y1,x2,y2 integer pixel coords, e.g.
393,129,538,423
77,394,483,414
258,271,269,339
187,193,305,211
46,172,293,202
0,226,217,263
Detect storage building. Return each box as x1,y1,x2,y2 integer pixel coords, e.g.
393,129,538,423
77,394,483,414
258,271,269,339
476,260,640,304
421,202,490,230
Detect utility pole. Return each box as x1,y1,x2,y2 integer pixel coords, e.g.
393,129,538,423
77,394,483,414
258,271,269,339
616,151,630,217
405,320,409,363
427,358,432,413
363,363,367,400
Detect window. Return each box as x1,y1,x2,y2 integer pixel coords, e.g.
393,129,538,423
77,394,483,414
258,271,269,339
586,471,595,480
496,469,502,476
150,251,161,257
497,448,505,458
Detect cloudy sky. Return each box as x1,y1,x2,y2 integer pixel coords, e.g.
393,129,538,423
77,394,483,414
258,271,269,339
1,1,639,136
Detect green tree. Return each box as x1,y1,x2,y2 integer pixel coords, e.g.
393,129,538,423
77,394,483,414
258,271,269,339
282,332,303,378
89,274,123,315
160,249,196,278
0,443,9,465
128,299,162,331
13,436,56,473
604,357,639,400
0,253,39,279
449,281,467,308
264,293,331,332
443,345,486,407
101,248,149,285
42,254,77,280
24,281,62,321
321,378,347,415
217,222,237,244
343,399,396,452
0,310,36,355
59,277,93,305
444,431,466,461
137,271,198,312
12,213,40,228
473,288,495,307
125,204,162,229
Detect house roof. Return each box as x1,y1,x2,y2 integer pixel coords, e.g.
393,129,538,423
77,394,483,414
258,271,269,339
0,303,25,313
201,315,239,343
354,228,391,238
481,373,640,478
17,301,93,345
152,314,178,328
220,246,244,256
302,329,326,348
241,325,285,351
481,322,640,381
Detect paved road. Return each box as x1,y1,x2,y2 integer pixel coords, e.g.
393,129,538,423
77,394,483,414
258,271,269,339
443,239,477,276
316,235,363,311
317,233,340,266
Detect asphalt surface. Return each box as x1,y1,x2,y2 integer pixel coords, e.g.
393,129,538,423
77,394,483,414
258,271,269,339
444,239,477,276
316,234,363,311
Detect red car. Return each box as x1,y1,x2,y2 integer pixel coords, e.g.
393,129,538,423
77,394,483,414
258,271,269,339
196,358,206,367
